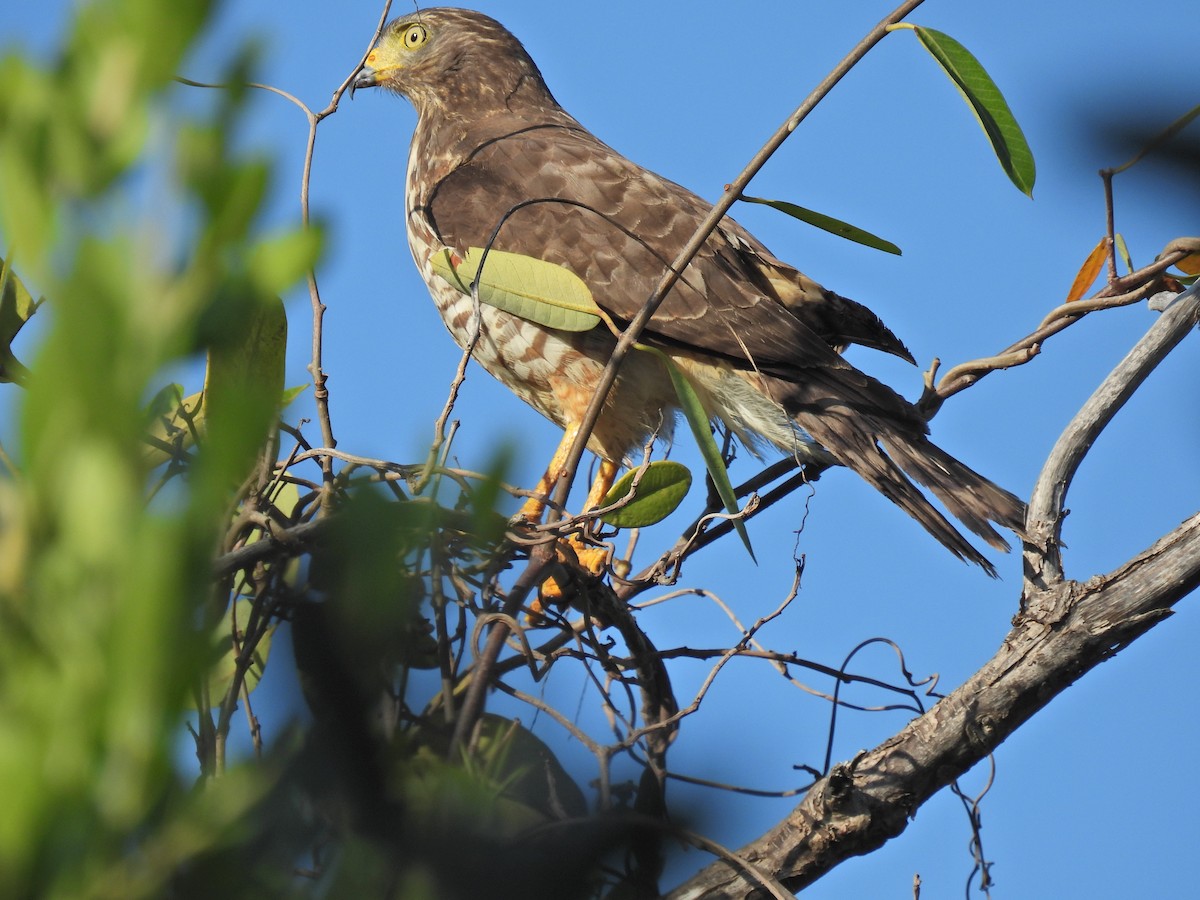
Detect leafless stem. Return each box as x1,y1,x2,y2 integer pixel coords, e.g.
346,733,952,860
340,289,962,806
633,570,803,738
178,1,394,509
302,0,395,490
677,829,797,900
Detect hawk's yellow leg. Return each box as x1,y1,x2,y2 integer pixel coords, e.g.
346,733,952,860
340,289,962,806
517,424,621,606
517,422,581,523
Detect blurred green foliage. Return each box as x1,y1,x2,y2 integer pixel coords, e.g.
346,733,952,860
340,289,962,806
0,4,626,897
0,0,307,895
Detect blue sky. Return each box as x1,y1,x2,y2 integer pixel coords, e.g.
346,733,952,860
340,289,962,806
4,1,1198,897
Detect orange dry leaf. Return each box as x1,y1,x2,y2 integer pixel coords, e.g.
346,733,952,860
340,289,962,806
1066,236,1110,302
1175,252,1200,276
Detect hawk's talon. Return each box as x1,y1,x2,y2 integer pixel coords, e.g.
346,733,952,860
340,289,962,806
536,535,610,608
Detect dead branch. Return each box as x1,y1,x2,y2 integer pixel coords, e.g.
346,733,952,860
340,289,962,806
1024,284,1200,588
667,510,1200,899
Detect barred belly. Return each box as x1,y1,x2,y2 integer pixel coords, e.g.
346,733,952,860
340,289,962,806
418,256,679,464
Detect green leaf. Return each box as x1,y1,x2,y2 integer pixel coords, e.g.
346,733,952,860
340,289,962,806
0,256,40,383
902,25,1036,197
432,247,601,332
281,383,309,408
249,225,323,296
469,714,589,822
204,295,288,410
142,297,288,471
201,294,288,480
600,460,692,528
1114,232,1134,274
143,298,288,472
635,345,754,560
412,713,588,829
740,196,901,255
207,598,274,702
142,385,206,469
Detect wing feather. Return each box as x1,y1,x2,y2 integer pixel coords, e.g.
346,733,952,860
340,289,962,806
422,122,913,392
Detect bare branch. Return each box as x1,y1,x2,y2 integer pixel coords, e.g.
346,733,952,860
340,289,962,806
668,510,1200,899
1023,283,1199,588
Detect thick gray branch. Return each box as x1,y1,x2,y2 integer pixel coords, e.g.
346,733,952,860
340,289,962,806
667,511,1200,899
1024,285,1200,586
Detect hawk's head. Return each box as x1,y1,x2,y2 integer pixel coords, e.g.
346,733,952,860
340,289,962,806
351,8,554,119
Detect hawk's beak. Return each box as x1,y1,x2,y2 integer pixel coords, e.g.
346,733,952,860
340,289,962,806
350,65,378,99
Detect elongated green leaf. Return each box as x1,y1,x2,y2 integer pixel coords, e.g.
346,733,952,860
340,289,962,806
432,247,601,332
635,345,754,559
204,295,288,411
1114,233,1133,274
143,298,288,470
0,256,40,383
202,294,288,481
903,25,1036,197
740,196,901,255
600,459,692,528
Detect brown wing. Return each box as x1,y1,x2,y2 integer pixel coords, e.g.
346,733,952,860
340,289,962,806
421,121,914,392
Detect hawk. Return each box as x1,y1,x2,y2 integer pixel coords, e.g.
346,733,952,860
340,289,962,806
352,8,1026,574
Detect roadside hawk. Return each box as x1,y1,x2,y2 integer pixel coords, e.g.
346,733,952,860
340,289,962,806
352,8,1027,574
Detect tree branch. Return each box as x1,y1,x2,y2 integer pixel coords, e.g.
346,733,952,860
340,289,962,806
667,510,1200,899
918,238,1199,416
1024,284,1199,587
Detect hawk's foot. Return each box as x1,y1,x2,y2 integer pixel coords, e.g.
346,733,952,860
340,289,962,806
527,535,610,621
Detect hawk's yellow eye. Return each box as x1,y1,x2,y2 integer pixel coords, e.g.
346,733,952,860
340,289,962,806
402,24,429,50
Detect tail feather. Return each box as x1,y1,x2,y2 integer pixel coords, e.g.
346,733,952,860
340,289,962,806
779,372,1027,576
879,435,1028,551
792,411,1006,575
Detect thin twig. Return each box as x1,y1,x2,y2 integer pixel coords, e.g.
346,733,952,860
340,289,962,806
920,239,1198,415
677,829,797,900
177,0,395,506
